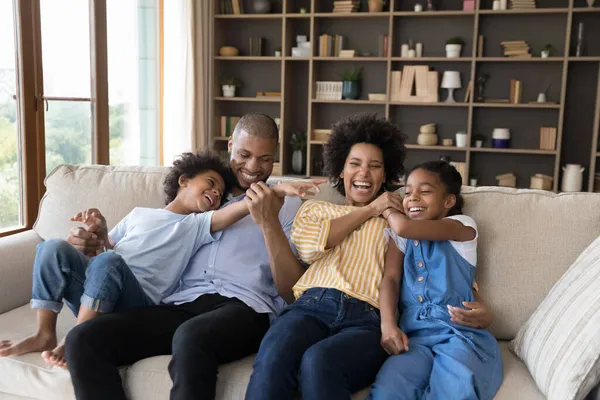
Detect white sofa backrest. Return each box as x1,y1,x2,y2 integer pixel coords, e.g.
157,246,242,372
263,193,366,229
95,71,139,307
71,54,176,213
34,165,600,340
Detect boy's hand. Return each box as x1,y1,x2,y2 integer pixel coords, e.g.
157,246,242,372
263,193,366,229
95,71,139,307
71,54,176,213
381,323,409,355
273,179,327,198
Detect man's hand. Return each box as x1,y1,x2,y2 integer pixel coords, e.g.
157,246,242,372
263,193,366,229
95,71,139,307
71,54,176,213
68,208,108,257
448,302,494,329
381,323,409,355
368,192,404,217
245,182,284,228
273,178,328,198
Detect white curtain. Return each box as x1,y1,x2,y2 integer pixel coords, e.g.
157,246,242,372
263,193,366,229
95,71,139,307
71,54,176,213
162,0,196,165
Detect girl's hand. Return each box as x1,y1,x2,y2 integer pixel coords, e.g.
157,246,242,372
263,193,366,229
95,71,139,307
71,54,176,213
381,323,409,355
273,179,327,198
448,302,494,329
368,192,404,217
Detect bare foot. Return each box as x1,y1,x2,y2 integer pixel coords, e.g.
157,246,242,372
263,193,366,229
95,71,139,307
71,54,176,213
0,333,57,357
41,338,67,368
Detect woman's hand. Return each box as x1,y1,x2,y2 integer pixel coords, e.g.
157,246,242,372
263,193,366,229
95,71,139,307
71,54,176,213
448,302,494,329
381,323,409,355
368,192,404,217
273,178,328,198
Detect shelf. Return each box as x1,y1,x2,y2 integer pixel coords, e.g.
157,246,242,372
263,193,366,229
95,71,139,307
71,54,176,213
470,148,557,155
215,13,283,19
311,141,327,145
313,12,390,18
473,102,561,109
393,10,475,16
390,101,469,107
313,57,387,61
572,7,600,12
215,56,282,61
215,96,281,102
478,8,569,14
285,13,311,18
392,57,472,61
568,57,600,62
312,99,387,104
476,57,564,62
405,145,466,151
284,56,311,61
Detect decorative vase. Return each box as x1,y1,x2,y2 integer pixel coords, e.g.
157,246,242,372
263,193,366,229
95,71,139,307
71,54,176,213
469,178,478,187
342,81,360,100
492,128,510,148
455,132,467,147
368,0,385,12
475,140,484,148
587,0,595,7
292,150,304,174
561,164,585,192
445,44,462,58
541,50,550,58
417,133,438,146
252,0,271,13
219,46,239,56
222,85,236,97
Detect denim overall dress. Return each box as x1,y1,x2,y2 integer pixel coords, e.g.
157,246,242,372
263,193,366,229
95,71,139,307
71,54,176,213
369,236,503,400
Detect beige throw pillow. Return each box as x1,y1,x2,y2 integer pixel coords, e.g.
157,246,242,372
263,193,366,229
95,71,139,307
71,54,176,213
510,236,600,400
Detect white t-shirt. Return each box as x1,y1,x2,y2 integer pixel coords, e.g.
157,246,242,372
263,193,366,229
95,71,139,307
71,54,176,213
109,207,218,304
387,214,478,267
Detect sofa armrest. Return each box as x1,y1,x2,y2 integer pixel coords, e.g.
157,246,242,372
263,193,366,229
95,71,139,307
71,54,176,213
0,230,42,314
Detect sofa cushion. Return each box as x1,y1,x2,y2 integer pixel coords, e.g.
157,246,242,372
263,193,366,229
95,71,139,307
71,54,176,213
509,236,600,400
460,186,600,340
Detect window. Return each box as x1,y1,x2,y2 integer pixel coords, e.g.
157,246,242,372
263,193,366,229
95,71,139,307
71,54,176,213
0,0,23,231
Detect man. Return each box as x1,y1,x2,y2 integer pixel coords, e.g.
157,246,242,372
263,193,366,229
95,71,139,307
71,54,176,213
64,113,306,399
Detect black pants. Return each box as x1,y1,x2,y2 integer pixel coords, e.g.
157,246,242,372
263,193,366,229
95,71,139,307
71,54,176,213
65,293,270,400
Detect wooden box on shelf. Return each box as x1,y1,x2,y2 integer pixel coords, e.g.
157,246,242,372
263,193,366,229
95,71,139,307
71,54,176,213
313,129,332,142
530,173,553,190
496,173,517,188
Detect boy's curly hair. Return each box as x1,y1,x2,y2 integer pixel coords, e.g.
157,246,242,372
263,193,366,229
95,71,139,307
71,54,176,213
163,151,235,204
323,113,407,196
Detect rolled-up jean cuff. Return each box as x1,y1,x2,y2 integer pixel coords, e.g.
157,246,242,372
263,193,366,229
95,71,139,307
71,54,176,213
30,299,63,313
80,294,115,313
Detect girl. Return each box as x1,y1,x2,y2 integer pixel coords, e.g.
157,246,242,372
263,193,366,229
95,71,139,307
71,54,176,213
369,161,503,400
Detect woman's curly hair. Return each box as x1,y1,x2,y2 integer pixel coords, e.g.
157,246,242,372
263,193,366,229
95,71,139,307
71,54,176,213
323,113,407,196
163,151,235,204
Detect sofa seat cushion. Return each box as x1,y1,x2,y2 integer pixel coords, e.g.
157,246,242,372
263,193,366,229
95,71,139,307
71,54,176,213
1,306,543,400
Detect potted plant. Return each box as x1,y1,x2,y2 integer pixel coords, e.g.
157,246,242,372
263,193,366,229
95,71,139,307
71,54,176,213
274,47,282,57
541,44,553,59
340,67,363,100
469,173,479,187
474,133,486,148
290,131,307,174
220,77,241,97
445,37,464,58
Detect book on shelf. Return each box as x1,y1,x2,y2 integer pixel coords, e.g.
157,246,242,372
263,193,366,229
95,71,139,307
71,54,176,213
249,37,264,56
378,35,389,57
390,66,438,103
449,162,467,183
333,0,360,12
510,79,522,104
220,116,241,137
319,34,345,57
539,127,557,150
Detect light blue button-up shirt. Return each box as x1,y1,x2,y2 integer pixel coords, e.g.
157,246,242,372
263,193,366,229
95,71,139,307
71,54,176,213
162,194,302,321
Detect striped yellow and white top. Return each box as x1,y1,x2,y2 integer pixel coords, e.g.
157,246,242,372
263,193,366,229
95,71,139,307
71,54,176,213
291,200,389,309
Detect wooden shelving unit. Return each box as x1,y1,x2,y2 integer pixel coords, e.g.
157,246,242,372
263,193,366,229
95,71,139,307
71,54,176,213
211,0,600,192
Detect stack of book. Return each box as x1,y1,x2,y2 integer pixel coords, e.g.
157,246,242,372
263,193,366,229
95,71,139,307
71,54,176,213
339,50,357,58
509,0,536,9
256,91,281,100
249,37,263,56
315,81,343,100
313,129,332,142
220,116,241,137
333,0,360,12
378,35,390,57
390,66,439,103
220,0,245,14
501,41,531,58
539,127,557,150
319,34,345,57
510,79,522,104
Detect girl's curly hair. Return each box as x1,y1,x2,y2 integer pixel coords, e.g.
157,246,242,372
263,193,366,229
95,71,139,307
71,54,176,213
163,151,235,204
323,113,407,196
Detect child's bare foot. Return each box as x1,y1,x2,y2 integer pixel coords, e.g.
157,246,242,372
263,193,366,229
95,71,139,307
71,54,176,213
0,333,57,357
41,338,67,368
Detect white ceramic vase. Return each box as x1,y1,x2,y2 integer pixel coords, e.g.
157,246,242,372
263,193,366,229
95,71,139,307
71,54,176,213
561,164,585,192
455,132,467,147
469,178,478,187
541,50,550,58
222,85,236,98
292,150,304,174
587,0,595,7
446,44,462,58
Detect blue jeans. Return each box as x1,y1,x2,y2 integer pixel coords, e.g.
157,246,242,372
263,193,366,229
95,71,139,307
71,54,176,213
31,239,153,315
245,288,389,400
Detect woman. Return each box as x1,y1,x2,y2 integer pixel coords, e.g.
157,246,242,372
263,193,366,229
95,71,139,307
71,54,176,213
245,113,406,400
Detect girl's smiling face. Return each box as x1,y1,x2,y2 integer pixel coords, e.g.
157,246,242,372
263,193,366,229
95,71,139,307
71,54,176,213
403,168,456,220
